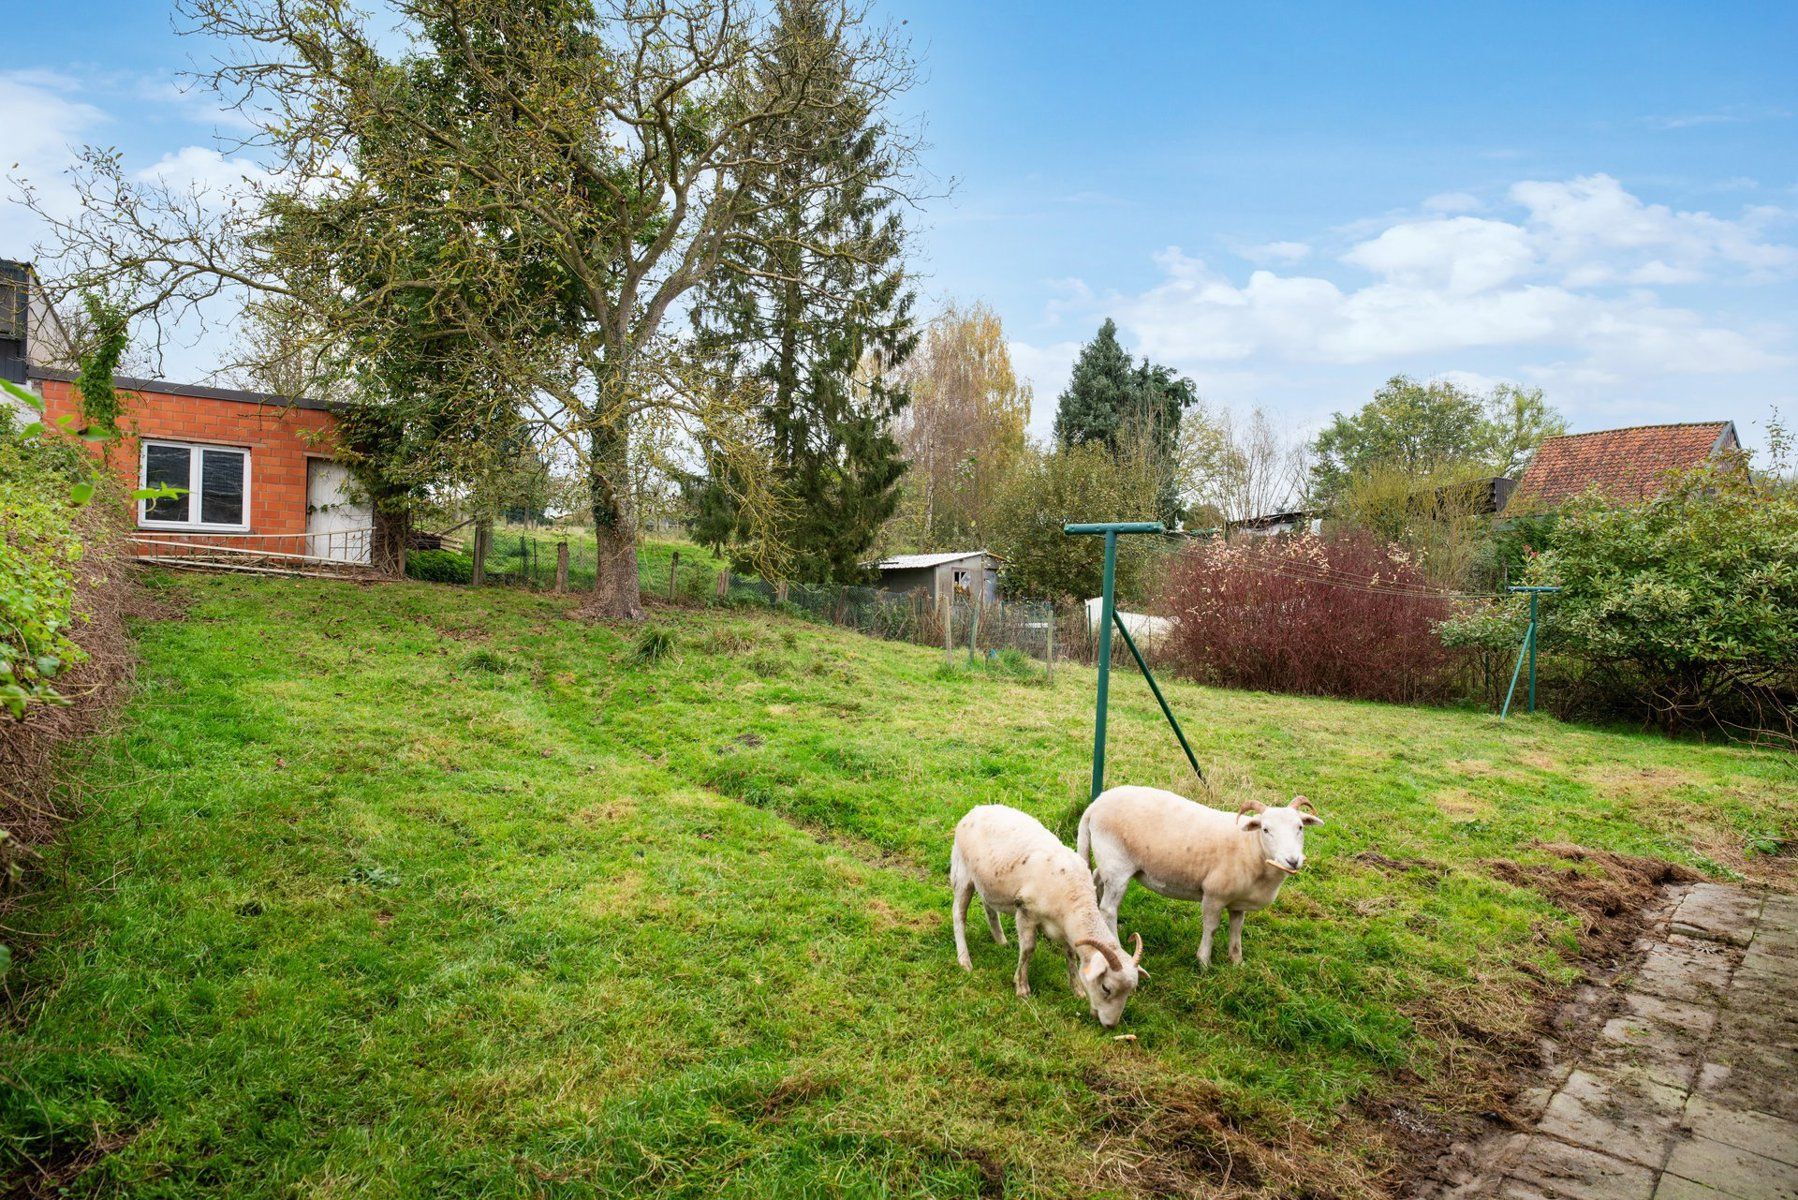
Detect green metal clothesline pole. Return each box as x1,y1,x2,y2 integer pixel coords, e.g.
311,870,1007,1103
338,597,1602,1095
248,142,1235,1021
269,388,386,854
1109,608,1206,786
1500,585,1562,719
1064,521,1198,802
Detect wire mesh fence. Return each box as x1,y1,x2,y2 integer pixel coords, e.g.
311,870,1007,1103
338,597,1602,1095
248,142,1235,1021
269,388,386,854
430,524,1185,671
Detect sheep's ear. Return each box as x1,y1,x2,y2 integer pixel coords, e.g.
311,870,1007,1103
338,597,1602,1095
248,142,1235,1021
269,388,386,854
1081,953,1106,982
1239,815,1262,831
1299,812,1324,827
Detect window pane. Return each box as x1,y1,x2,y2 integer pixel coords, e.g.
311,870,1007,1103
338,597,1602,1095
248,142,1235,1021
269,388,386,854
201,449,245,526
143,444,190,522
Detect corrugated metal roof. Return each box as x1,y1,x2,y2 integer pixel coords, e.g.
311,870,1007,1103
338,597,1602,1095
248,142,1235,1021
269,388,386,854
871,550,991,571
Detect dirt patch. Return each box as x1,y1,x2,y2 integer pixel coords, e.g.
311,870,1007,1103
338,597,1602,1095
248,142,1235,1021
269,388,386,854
1085,1068,1387,1199
1488,842,1701,969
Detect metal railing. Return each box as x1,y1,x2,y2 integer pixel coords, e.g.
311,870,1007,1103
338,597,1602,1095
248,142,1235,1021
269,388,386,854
130,528,376,577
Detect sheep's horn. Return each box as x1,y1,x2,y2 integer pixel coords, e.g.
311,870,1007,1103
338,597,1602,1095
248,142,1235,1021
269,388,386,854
1290,796,1317,814
1075,938,1123,972
1130,932,1144,965
1237,800,1266,818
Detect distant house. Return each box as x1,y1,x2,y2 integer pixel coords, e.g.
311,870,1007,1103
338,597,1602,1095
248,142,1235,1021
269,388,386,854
869,551,1000,602
1,259,376,569
1226,509,1321,539
1509,422,1740,511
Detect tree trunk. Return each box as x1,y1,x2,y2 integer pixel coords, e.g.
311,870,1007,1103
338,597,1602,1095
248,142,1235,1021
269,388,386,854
581,416,643,620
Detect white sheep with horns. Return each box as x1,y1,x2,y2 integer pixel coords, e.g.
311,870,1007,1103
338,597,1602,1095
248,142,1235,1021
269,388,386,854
949,803,1146,1027
1077,786,1322,967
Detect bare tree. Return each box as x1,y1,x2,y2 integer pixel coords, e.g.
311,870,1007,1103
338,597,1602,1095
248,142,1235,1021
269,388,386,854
23,0,919,618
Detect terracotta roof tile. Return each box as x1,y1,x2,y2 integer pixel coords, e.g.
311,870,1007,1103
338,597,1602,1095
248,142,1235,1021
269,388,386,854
1510,422,1736,508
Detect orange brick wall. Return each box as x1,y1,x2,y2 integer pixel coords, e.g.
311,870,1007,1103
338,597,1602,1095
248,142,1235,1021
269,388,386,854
38,378,341,538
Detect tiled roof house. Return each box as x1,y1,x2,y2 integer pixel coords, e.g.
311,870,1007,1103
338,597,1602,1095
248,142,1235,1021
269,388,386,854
1508,422,1740,510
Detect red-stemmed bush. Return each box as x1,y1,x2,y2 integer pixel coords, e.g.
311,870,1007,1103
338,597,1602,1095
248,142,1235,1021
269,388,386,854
1157,530,1459,704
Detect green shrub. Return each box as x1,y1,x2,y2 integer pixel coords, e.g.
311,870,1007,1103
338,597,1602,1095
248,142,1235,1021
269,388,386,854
0,411,104,716
405,549,475,584
1447,459,1798,738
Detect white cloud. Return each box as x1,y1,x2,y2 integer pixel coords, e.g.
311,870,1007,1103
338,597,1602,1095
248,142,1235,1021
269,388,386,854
1422,191,1482,214
1007,338,1081,441
1056,175,1795,390
1237,240,1311,265
0,70,107,246
133,145,266,197
1511,173,1798,282
1342,216,1536,293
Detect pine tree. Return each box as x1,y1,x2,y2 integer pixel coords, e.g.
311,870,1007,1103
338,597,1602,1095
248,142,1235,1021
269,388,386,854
1053,319,1136,449
1054,319,1194,525
689,0,916,584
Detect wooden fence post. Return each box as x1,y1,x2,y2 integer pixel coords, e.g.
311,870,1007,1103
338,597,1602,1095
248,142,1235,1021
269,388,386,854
941,586,953,666
1046,603,1055,683
471,516,491,586
716,568,730,601
553,540,569,593
669,550,680,600
776,580,788,605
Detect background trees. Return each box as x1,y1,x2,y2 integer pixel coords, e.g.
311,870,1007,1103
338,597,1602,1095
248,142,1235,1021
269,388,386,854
33,0,919,619
1308,375,1564,504
885,301,1030,548
686,0,917,584
1054,319,1195,527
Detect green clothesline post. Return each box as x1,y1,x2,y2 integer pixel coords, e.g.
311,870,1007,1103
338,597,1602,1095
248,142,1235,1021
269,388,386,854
1500,585,1562,719
1063,521,1203,802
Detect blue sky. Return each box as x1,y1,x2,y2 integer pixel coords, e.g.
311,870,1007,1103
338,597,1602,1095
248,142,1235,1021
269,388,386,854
6,2,1796,452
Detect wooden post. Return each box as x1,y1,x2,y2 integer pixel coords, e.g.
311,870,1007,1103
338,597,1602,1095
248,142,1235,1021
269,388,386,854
1046,602,1055,683
776,580,788,605
716,568,729,601
553,540,569,592
471,516,491,586
941,586,953,665
668,550,680,600
967,597,981,664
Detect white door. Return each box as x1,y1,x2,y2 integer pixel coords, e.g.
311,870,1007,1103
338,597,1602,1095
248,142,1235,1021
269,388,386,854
306,459,372,563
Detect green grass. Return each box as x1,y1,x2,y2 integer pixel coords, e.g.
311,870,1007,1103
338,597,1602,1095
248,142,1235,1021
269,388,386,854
473,529,727,594
2,572,1791,1197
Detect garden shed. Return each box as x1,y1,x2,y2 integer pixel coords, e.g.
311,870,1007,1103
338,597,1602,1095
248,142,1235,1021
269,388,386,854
870,551,1001,602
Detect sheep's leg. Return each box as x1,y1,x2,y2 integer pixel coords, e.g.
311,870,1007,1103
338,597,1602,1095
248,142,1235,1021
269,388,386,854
1094,869,1127,939
1227,910,1246,965
1197,894,1226,968
951,870,975,971
1066,946,1084,996
1013,916,1037,997
984,903,1007,945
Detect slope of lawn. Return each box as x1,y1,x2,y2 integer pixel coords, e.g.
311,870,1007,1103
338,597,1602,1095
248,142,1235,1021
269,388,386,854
2,570,1791,1198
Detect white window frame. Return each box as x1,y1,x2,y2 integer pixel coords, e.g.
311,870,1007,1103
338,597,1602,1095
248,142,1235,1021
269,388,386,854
137,439,252,532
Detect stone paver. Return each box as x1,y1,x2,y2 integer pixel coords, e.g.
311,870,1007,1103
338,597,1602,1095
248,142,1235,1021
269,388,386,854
1426,882,1798,1200
1662,1136,1798,1199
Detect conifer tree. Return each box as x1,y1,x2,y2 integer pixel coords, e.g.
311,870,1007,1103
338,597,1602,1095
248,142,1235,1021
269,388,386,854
690,0,917,584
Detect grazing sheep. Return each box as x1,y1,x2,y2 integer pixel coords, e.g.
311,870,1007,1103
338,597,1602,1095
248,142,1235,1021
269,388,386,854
950,804,1146,1027
1078,786,1322,967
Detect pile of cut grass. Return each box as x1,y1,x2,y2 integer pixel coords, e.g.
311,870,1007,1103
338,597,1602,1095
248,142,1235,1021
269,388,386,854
1,573,1790,1197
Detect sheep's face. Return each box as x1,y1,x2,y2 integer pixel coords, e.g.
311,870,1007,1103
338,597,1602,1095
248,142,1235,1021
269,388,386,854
1077,935,1145,1027
1241,796,1323,874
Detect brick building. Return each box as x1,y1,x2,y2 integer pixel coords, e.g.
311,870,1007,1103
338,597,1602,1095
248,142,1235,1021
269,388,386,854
3,261,376,570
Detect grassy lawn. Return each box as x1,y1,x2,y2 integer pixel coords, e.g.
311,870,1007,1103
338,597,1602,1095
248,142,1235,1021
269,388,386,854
2,569,1791,1197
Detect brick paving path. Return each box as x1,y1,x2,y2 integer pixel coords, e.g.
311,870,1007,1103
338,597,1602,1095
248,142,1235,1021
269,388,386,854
1441,884,1798,1200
